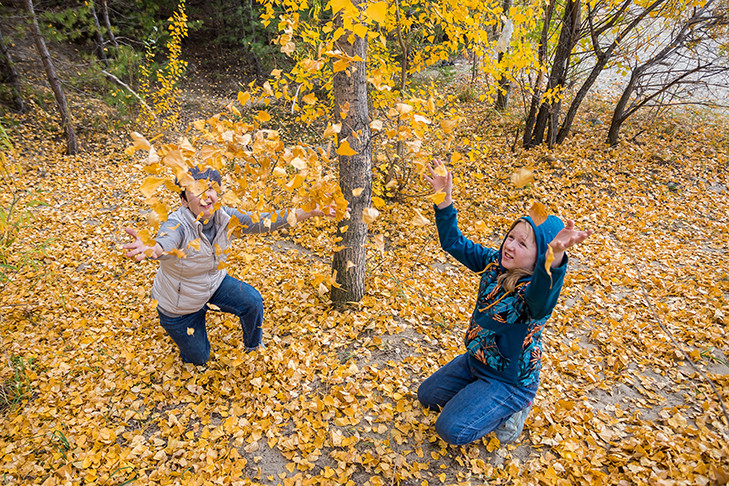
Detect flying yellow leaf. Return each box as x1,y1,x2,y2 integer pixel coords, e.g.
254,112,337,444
187,327,195,336
395,103,413,115
370,120,383,131
545,244,555,288
130,131,151,151
168,248,186,258
434,165,448,177
440,119,457,133
352,188,364,197
372,234,385,253
411,209,430,226
362,207,380,224
511,167,535,188
323,123,341,138
337,140,357,156
528,201,549,226
302,93,317,105
140,176,167,198
257,111,271,122
364,1,387,23
429,192,446,205
237,91,251,107
333,58,350,73
188,238,201,251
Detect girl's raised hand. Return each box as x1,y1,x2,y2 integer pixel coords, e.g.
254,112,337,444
548,220,593,267
424,159,453,209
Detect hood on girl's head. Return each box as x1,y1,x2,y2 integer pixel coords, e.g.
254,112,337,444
499,215,565,266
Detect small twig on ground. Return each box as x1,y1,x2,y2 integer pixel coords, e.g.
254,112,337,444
614,235,729,434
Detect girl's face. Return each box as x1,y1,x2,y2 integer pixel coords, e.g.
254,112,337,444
501,221,537,271
182,186,219,220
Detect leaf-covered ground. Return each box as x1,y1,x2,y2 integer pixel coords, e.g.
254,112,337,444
1,86,728,486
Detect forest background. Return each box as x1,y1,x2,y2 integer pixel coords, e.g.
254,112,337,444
0,0,728,485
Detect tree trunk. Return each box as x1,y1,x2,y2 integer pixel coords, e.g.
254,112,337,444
524,0,580,148
0,27,25,113
100,0,119,50
494,0,513,111
523,0,555,146
90,1,109,66
555,0,664,144
330,0,372,305
24,0,78,155
606,69,638,146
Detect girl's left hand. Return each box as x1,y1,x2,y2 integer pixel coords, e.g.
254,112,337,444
549,220,592,267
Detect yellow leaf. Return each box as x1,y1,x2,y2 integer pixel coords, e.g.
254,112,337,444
429,192,446,205
323,123,341,138
411,209,430,226
434,165,447,177
169,248,186,258
339,102,350,118
440,119,457,133
511,167,535,188
395,103,413,115
352,188,364,197
372,234,385,253
337,140,357,156
370,119,383,131
371,196,386,209
237,91,251,106
188,238,201,251
130,131,151,151
333,58,350,73
140,176,167,198
364,1,388,23
545,243,554,279
257,111,271,122
187,327,195,336
362,207,380,224
528,201,549,226
302,93,317,105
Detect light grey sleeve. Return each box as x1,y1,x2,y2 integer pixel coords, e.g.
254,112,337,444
155,215,185,251
223,206,292,234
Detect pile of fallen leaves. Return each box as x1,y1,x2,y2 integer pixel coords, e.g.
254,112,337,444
1,90,728,486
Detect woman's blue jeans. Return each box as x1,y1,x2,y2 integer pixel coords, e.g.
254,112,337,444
157,274,263,365
417,353,537,446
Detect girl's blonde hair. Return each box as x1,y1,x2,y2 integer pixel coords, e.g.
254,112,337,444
497,219,535,293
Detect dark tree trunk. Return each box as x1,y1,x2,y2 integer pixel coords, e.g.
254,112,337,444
24,0,78,155
555,0,664,144
331,0,372,305
523,0,555,146
0,27,25,113
524,0,580,148
494,0,513,111
90,1,109,66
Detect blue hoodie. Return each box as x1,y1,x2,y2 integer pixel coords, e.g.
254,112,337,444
434,204,568,387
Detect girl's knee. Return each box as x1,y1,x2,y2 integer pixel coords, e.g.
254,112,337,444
417,384,441,411
435,414,478,446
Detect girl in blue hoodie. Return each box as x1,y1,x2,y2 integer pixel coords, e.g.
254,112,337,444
418,160,592,446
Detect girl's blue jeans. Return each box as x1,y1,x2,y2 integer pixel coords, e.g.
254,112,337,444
157,274,263,365
417,353,537,446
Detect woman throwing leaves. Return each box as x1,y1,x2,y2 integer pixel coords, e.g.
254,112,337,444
123,167,330,365
418,160,592,445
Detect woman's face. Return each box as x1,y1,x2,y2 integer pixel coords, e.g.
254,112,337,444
501,221,538,271
182,186,219,220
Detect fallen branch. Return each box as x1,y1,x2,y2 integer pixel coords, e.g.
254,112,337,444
102,70,158,123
